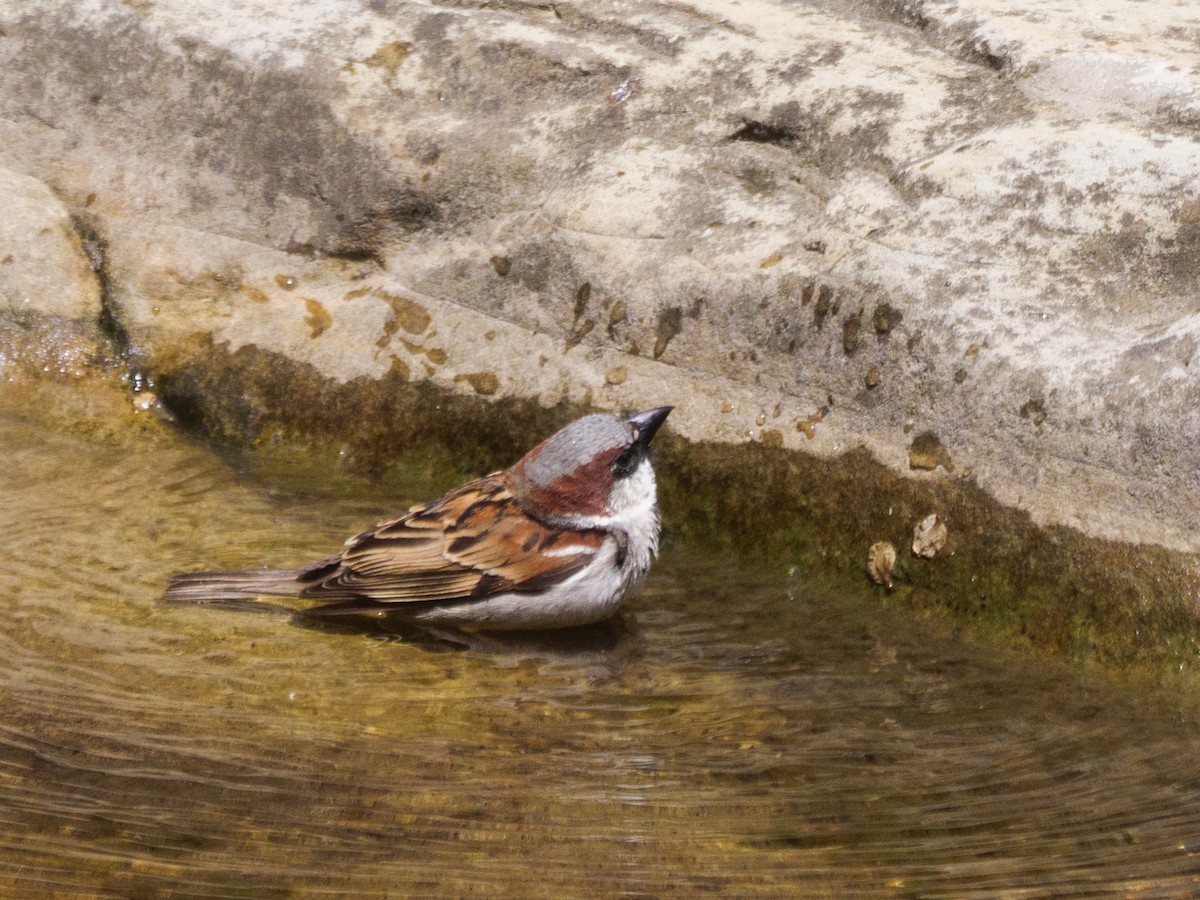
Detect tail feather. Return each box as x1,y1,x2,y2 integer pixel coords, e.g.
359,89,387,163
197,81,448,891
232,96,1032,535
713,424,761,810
164,567,306,604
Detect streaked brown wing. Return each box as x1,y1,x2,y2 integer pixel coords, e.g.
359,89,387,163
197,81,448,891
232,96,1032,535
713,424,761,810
298,475,604,604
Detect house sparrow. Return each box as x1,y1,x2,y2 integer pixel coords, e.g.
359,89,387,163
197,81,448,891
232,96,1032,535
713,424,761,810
166,406,673,630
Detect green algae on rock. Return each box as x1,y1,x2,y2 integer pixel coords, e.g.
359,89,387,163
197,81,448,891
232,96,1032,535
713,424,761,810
141,338,1200,674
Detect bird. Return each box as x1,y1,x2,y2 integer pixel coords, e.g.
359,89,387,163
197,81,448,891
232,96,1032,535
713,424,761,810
165,406,673,631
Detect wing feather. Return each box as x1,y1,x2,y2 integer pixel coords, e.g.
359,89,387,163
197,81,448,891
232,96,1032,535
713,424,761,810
298,475,604,605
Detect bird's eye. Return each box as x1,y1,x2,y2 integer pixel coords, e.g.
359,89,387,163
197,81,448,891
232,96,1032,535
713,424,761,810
612,447,638,477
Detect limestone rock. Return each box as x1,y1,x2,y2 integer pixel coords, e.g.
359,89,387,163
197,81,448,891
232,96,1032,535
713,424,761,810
0,167,101,321
1,0,1199,556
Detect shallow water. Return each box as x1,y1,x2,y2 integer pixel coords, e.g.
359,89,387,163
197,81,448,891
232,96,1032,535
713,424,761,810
2,409,1200,897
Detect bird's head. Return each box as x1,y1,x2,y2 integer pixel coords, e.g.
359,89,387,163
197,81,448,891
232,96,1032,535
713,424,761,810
506,407,673,527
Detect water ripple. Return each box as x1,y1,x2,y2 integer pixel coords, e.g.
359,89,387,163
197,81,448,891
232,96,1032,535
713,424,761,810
1,413,1200,895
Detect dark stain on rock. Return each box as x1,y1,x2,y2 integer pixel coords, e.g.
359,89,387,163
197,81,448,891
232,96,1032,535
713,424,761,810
909,431,955,472
771,60,812,83
728,101,814,152
966,39,1006,72
1112,199,1200,294
606,300,627,338
375,290,432,335
737,164,779,196
320,193,440,261
565,318,594,352
507,239,582,298
730,95,903,177
303,298,332,338
1020,398,1047,426
454,371,499,396
573,282,591,321
413,11,455,43
728,119,800,147
654,306,684,359
880,2,932,29
386,355,410,382
769,315,802,354
842,310,862,354
397,338,445,367
406,136,440,166
241,285,270,304
490,255,511,277
68,215,124,348
797,406,827,439
872,303,902,335
364,41,413,79
813,284,835,329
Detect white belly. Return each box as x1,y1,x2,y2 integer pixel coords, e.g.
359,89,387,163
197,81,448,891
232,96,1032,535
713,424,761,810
412,534,650,630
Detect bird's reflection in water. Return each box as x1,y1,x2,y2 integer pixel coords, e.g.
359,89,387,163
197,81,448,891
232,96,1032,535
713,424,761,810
294,605,636,656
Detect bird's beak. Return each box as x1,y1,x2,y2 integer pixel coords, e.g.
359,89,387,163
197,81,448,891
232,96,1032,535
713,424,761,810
627,406,673,449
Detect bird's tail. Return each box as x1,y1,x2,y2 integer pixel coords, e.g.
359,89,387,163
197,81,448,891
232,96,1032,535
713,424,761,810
163,567,306,604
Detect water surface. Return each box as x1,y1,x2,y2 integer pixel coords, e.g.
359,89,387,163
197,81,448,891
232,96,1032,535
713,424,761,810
1,409,1199,896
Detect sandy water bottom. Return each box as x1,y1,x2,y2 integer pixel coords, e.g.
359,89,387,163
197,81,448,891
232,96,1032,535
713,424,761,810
1,409,1199,897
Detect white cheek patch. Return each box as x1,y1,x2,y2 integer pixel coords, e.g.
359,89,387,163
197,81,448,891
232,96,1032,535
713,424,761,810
608,458,656,516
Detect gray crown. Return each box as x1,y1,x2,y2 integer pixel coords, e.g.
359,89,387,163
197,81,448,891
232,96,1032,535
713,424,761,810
523,414,634,488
